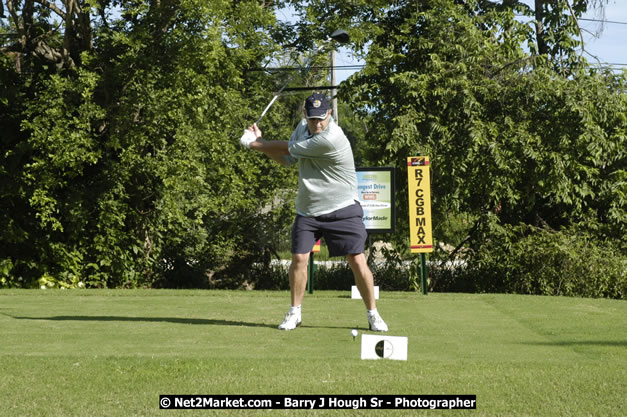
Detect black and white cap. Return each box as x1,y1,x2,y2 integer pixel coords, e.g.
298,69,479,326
304,93,331,119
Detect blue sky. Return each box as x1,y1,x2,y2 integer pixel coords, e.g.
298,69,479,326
576,0,627,68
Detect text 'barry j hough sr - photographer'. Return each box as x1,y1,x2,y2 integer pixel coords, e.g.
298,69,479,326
158,395,477,410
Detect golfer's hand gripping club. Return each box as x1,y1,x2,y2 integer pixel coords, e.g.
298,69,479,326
240,124,262,149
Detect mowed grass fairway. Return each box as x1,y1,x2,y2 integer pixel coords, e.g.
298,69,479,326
0,290,625,417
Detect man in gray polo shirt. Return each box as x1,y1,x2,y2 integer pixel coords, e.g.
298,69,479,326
241,93,388,332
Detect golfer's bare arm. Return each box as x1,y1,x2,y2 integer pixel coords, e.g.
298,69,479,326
249,139,290,165
247,123,291,166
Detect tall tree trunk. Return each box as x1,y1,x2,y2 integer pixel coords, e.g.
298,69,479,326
534,0,548,55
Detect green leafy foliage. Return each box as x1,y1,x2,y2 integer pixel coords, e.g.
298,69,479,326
1,0,624,296
320,0,625,297
432,222,625,299
1,1,298,288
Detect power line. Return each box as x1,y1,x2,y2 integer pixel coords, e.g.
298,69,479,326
579,17,627,26
514,14,627,26
249,65,365,72
282,85,339,91
252,61,627,72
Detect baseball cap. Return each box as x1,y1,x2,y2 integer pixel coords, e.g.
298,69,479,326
304,93,331,119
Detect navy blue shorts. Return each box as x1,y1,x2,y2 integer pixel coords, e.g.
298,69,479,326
292,202,367,257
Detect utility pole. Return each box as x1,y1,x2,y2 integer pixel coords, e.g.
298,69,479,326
330,49,338,124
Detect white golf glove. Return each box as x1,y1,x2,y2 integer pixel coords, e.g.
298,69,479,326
240,129,257,149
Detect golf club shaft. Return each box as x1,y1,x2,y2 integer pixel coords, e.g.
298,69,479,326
255,40,330,125
255,95,279,125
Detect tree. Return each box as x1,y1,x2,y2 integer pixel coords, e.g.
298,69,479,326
1,0,299,288
287,0,625,296
521,0,610,71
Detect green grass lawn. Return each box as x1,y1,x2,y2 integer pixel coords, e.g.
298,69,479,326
0,289,625,416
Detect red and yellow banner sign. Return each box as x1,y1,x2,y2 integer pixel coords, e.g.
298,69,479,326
311,239,321,253
407,157,433,253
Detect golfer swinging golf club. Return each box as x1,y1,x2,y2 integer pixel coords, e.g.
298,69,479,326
240,93,388,332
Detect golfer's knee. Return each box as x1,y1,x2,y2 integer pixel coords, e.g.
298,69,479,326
346,253,366,267
291,252,309,267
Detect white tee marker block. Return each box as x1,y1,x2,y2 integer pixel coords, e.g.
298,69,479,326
351,285,379,300
360,334,408,361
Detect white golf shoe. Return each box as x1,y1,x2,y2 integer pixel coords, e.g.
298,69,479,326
368,312,389,332
278,311,301,330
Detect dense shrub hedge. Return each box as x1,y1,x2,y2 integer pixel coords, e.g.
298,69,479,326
431,225,625,299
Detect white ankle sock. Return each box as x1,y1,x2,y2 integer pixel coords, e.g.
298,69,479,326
289,305,301,315
367,308,378,316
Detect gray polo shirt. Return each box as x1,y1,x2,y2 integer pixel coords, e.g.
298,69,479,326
285,119,358,217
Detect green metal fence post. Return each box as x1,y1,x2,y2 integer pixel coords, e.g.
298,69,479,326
420,253,428,295
307,252,314,294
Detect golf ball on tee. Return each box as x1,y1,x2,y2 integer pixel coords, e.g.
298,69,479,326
351,329,358,337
